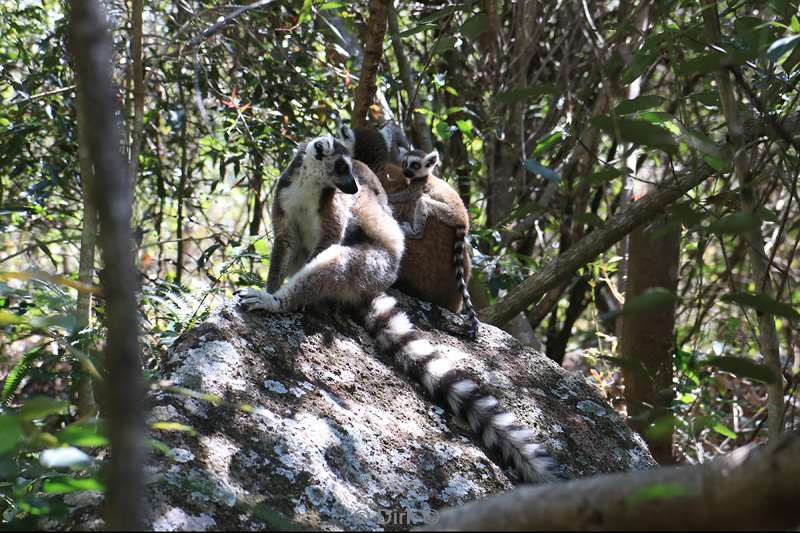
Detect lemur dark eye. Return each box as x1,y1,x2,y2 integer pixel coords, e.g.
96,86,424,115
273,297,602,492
411,162,421,170
314,140,324,157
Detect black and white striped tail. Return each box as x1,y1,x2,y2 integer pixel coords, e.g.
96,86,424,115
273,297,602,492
363,294,557,484
453,226,479,339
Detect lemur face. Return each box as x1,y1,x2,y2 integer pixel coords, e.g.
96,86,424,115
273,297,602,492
308,135,358,195
401,149,439,181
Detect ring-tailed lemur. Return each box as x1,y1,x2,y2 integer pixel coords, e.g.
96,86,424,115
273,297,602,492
397,147,478,339
238,134,556,484
337,125,480,339
241,136,403,309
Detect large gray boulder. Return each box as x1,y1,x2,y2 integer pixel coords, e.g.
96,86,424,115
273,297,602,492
72,293,655,531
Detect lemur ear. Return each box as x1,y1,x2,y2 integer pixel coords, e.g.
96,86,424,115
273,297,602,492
398,146,408,159
339,124,353,142
424,150,439,168
334,117,352,141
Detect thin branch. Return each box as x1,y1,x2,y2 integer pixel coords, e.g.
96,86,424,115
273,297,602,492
8,85,76,106
479,163,715,326
183,0,279,50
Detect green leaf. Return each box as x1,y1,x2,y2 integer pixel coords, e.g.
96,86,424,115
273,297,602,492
600,287,677,320
708,211,760,234
19,396,68,421
702,154,731,172
417,4,460,25
297,0,314,24
591,116,676,152
43,476,105,494
147,437,173,457
645,415,675,440
573,212,603,226
56,422,109,448
523,159,560,182
455,119,472,134
621,51,655,84
432,36,458,55
669,202,705,227
253,239,269,257
583,166,625,185
2,346,44,404
675,52,730,76
722,291,800,320
626,482,697,504
712,422,737,439
735,16,775,56
496,84,558,104
151,421,198,436
532,131,562,157
0,309,26,326
18,495,68,517
638,111,673,123
767,34,800,62
460,13,488,39
689,90,721,107
706,356,776,384
435,121,452,141
395,23,435,39
0,415,22,455
755,206,779,222
614,95,666,115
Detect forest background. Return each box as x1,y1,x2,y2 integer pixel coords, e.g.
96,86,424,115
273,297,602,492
0,0,798,528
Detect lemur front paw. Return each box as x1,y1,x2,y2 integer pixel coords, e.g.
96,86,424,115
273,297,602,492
237,288,280,312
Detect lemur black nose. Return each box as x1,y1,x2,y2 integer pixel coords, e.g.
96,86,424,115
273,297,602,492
403,169,414,178
335,176,358,195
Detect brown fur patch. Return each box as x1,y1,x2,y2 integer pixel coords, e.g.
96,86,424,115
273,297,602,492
372,165,471,313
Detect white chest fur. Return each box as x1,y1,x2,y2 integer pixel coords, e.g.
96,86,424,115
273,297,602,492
280,179,323,257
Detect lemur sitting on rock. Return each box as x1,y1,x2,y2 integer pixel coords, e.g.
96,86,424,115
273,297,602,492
336,123,479,339
238,134,556,483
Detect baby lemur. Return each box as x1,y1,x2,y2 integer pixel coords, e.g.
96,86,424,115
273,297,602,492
337,124,479,339
238,134,556,484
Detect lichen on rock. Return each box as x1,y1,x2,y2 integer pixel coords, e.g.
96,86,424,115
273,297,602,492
69,292,655,531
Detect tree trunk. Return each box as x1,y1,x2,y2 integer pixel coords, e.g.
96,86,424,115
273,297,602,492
176,85,189,286
351,0,392,129
74,86,98,418
619,183,680,464
249,148,264,237
425,432,800,531
615,4,680,464
129,0,145,184
701,0,785,440
69,1,145,529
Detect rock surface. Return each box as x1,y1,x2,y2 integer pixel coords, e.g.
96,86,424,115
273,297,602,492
71,293,655,531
